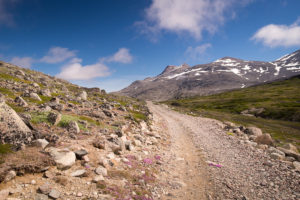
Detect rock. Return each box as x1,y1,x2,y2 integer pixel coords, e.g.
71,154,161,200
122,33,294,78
277,147,300,161
93,140,106,149
282,143,298,153
50,97,60,104
15,70,25,76
270,153,285,160
78,91,87,100
71,169,86,177
254,133,274,146
293,161,300,172
30,93,42,101
244,127,263,136
95,166,107,176
39,183,51,194
35,194,49,200
76,192,83,197
47,112,61,126
0,101,32,148
35,139,49,149
93,175,104,182
31,179,36,185
48,148,76,170
133,139,142,147
32,83,40,88
267,147,285,156
14,96,28,107
4,170,16,182
74,149,88,159
40,89,51,97
68,121,80,134
0,189,9,200
48,189,60,199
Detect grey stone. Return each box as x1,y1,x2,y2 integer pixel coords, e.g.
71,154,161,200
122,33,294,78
14,96,28,107
71,169,86,177
47,112,61,125
48,148,76,170
68,121,80,134
74,149,88,159
48,189,60,199
39,183,51,194
30,93,42,101
95,166,107,176
35,194,49,200
35,139,49,149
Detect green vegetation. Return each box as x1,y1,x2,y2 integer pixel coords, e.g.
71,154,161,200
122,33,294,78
0,73,32,84
129,110,148,122
0,144,12,163
0,87,16,99
165,76,300,146
24,95,52,105
30,112,50,124
7,103,25,113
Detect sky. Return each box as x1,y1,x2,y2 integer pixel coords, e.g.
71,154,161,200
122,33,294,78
0,0,300,92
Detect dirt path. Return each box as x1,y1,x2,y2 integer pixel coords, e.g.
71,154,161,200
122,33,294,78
148,102,299,200
149,102,213,200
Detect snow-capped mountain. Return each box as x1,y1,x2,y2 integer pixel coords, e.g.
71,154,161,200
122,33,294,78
119,49,300,101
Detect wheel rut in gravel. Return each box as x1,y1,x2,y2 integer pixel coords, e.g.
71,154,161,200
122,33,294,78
149,102,212,200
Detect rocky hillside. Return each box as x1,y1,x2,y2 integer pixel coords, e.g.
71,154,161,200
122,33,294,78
119,49,300,101
0,61,166,199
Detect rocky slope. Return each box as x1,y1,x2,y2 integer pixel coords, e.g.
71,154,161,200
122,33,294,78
0,61,166,199
119,49,300,101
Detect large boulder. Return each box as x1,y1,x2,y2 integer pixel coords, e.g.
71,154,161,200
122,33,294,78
78,91,87,101
48,148,76,170
254,133,274,146
47,112,61,125
244,127,263,136
30,93,42,101
282,143,298,153
14,96,28,107
68,121,80,134
0,101,32,148
277,147,300,161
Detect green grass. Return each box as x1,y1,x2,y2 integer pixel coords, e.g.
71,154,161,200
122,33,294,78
0,73,32,84
7,103,25,113
30,112,50,124
0,144,12,163
0,87,16,99
129,110,148,122
165,76,300,147
24,95,52,105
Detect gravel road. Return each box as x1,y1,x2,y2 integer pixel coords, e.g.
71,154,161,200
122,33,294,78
148,102,300,200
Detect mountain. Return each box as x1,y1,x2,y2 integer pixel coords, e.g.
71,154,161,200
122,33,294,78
119,49,300,101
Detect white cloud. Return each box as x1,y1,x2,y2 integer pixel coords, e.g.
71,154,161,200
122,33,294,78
185,43,212,60
137,0,253,40
102,48,133,64
56,58,111,81
0,0,19,27
10,56,34,68
40,47,76,63
252,19,300,47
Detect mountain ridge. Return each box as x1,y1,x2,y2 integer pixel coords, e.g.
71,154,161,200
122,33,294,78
118,49,300,101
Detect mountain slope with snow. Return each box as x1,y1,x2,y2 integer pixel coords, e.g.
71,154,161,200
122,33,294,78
119,49,300,101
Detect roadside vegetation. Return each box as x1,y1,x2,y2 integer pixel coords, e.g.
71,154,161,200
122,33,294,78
164,75,300,147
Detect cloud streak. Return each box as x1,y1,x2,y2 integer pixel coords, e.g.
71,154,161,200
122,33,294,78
252,19,300,47
101,48,133,64
137,0,253,40
56,58,111,81
10,56,34,68
40,47,77,63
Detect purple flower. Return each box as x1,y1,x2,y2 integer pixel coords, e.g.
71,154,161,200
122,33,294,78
143,158,153,164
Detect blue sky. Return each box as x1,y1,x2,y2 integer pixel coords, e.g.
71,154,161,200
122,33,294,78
0,0,300,92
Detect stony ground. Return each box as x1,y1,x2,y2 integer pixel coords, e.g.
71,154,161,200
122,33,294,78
148,102,300,200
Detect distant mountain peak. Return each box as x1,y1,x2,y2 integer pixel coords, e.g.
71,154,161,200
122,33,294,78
119,49,300,101
160,63,190,75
